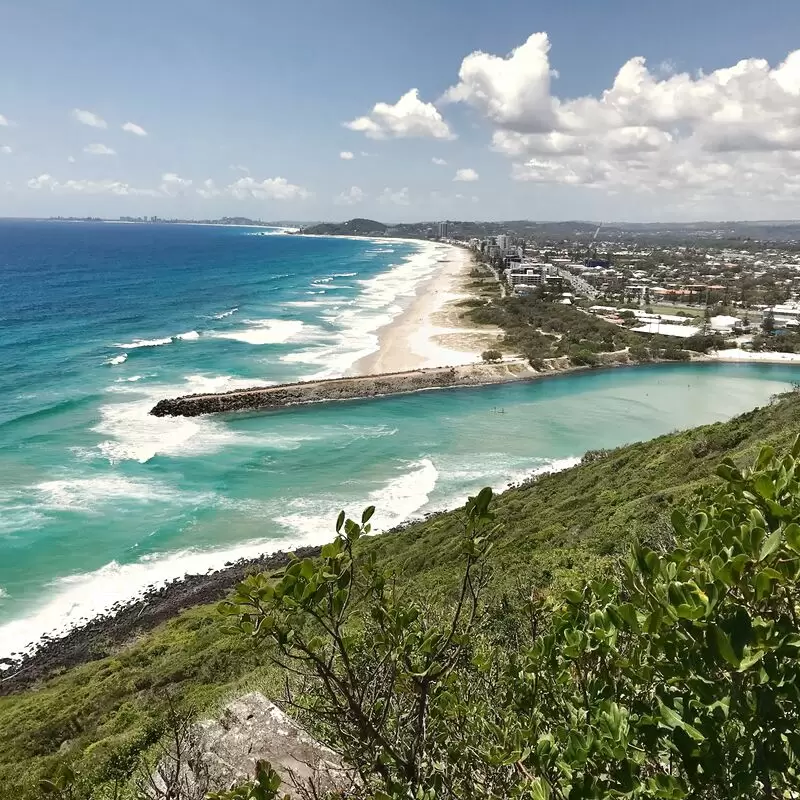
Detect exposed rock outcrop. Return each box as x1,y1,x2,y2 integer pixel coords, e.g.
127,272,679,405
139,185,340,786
197,693,350,797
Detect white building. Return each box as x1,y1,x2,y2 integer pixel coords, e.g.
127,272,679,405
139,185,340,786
438,221,449,239
772,304,800,325
632,322,701,338
508,263,546,288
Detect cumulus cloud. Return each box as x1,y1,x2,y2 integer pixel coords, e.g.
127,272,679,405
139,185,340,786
27,174,159,196
444,33,556,132
122,121,147,136
67,156,76,164
193,176,311,201
0,115,8,127
443,33,800,203
72,109,107,128
339,151,355,160
345,89,455,140
454,167,479,182
432,157,447,165
84,143,116,155
334,186,365,205
160,172,193,195
379,187,410,206
228,176,310,200
196,178,221,199
0,145,11,154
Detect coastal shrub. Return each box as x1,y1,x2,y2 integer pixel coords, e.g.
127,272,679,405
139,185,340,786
481,348,502,362
467,296,641,364
569,348,599,366
221,437,800,799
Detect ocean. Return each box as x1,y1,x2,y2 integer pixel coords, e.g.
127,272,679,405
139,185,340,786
0,219,798,658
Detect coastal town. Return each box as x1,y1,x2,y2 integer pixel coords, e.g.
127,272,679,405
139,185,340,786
449,220,800,361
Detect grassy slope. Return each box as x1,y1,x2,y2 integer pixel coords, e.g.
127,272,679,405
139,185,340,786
2,392,799,798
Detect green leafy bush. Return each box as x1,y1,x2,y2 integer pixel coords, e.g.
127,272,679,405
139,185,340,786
223,439,800,799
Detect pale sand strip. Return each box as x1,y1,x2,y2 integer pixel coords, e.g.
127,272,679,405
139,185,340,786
353,245,500,375
709,349,800,364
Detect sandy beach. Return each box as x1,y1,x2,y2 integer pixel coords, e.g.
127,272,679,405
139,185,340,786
709,348,800,365
353,244,502,374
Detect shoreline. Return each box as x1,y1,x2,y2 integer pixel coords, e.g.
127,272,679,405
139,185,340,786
8,357,800,690
353,243,489,374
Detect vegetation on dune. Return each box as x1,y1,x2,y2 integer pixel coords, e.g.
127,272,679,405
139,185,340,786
2,393,800,798
467,295,728,366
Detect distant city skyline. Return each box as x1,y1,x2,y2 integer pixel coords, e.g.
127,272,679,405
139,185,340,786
4,0,800,221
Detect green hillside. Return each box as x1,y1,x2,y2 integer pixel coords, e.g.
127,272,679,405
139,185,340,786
2,391,799,798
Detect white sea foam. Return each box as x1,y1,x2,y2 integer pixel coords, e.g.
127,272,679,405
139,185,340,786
276,458,439,537
212,307,239,319
0,537,277,660
0,454,576,660
0,587,7,600
34,475,188,512
94,374,272,463
210,318,306,346
282,241,445,378
116,336,174,349
114,330,201,349
0,503,48,533
106,353,128,365
115,375,143,383
424,455,582,515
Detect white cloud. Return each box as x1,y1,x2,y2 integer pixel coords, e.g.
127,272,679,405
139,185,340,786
228,176,311,200
334,186,365,205
0,115,8,127
379,187,410,206
27,174,52,190
229,164,250,174
432,157,447,165
196,178,221,199
194,175,311,201
84,143,116,155
0,145,11,154
345,89,455,140
339,151,355,160
67,156,76,163
454,167,479,182
122,121,147,136
443,33,800,204
443,33,556,132
27,173,159,196
72,109,107,129
160,172,193,195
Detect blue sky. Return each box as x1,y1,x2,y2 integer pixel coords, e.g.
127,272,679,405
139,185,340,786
3,0,800,221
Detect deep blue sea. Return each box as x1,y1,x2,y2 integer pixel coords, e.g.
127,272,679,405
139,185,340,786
1,219,798,658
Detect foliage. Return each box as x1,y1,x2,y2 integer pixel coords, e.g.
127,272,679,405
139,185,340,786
220,490,497,797
206,762,288,800
467,296,639,362
4,394,800,798
762,308,776,335
222,439,800,799
481,349,502,362
0,605,285,799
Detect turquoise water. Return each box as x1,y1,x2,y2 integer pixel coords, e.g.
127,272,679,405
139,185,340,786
1,220,798,657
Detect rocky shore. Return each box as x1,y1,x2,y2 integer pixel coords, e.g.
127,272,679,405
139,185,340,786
0,546,321,696
149,358,632,417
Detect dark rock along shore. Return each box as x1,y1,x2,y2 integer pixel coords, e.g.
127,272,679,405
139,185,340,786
0,546,321,696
